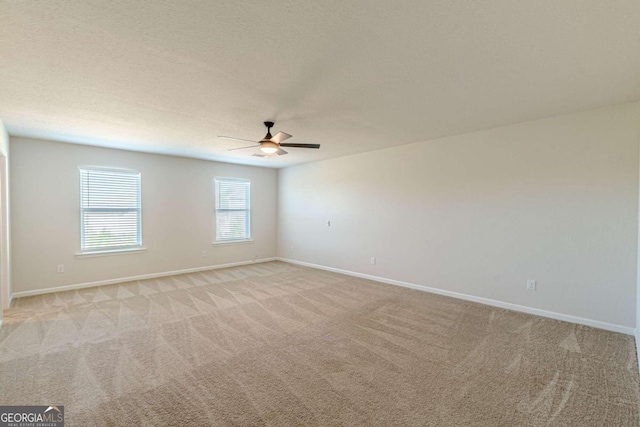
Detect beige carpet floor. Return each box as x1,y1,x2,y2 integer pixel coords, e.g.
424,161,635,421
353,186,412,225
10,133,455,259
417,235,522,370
0,261,638,426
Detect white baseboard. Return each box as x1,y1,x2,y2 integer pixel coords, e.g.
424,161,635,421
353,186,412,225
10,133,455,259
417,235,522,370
278,257,636,336
11,257,277,299
10,256,636,337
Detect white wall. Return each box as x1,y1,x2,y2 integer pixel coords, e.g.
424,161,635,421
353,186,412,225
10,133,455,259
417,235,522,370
10,137,277,294
0,119,8,318
278,102,640,330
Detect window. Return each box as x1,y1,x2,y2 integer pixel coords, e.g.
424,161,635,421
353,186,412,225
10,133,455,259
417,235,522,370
79,167,142,253
214,178,251,243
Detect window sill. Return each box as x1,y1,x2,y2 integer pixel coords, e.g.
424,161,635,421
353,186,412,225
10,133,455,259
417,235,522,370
212,239,253,246
75,247,148,258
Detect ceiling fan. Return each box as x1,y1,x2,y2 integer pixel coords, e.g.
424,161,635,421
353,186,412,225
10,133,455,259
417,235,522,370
218,122,320,156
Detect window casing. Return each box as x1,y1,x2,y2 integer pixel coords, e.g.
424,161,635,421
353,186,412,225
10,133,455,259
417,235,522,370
214,178,251,243
79,167,142,253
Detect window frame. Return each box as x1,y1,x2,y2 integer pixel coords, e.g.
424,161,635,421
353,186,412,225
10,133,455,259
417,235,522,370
213,177,252,244
78,166,143,255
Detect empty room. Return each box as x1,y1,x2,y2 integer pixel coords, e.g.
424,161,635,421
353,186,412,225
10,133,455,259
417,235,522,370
1,1,640,426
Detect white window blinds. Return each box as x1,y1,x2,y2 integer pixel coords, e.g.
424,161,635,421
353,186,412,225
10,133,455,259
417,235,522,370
215,178,251,242
79,167,142,252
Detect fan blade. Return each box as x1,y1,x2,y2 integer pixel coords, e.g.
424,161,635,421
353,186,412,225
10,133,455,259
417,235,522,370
279,143,320,149
276,148,288,156
228,145,259,151
218,136,259,144
271,132,292,143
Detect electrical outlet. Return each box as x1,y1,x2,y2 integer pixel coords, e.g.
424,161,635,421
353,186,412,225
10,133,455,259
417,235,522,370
201,251,207,258
57,264,64,273
526,279,536,291
370,257,376,265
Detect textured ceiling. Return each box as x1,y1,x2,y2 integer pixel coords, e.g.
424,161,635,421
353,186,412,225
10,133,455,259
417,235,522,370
1,1,639,168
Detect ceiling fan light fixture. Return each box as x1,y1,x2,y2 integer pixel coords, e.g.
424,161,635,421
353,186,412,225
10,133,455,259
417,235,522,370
260,141,278,154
